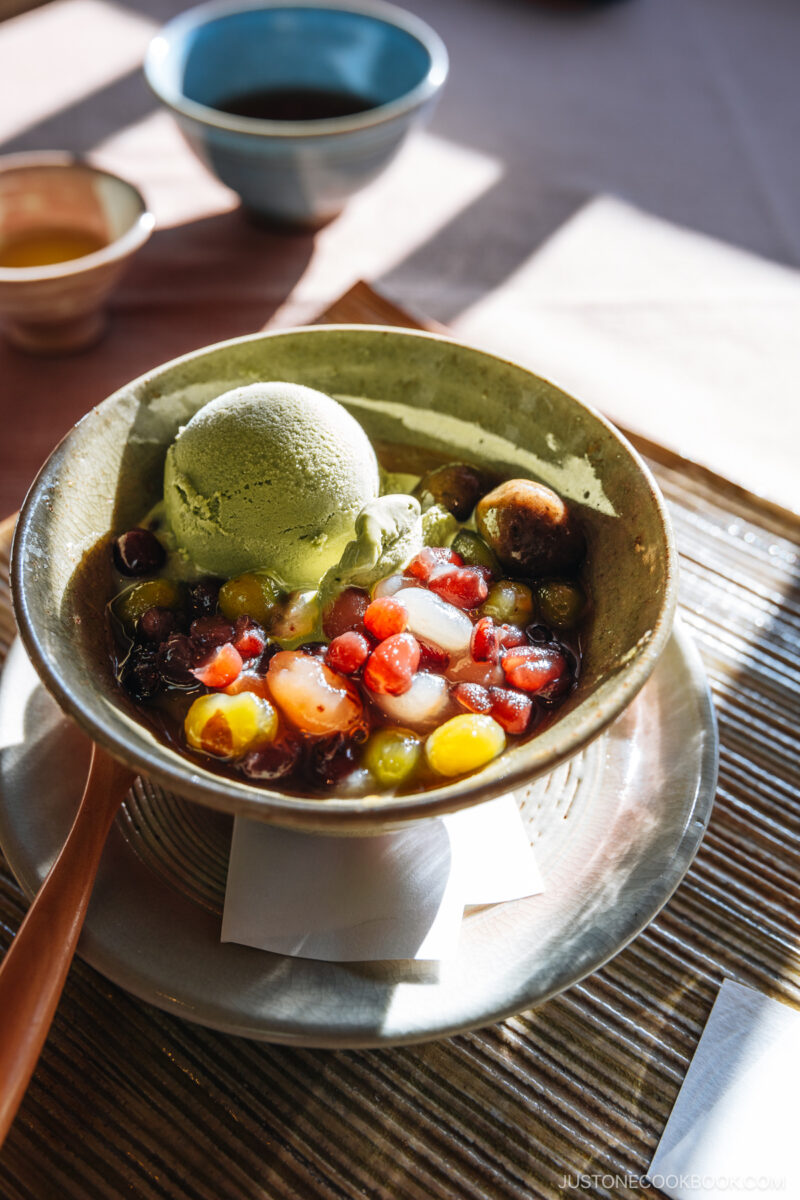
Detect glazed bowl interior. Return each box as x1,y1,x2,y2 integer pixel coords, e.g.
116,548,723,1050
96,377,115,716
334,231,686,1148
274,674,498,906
145,0,447,132
11,326,677,834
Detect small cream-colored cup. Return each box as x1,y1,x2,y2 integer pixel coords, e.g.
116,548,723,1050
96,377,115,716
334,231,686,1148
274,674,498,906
0,152,154,354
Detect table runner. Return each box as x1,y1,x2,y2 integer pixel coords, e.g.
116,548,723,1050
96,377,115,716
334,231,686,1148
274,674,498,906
0,286,797,1200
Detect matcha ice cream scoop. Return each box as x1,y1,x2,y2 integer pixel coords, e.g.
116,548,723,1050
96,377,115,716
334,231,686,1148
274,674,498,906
319,494,423,607
163,382,380,585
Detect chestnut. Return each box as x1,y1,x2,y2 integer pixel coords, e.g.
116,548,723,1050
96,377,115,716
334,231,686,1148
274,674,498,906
415,463,487,521
475,479,585,577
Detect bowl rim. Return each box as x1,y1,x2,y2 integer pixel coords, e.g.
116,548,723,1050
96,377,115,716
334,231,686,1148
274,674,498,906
11,323,679,830
0,151,155,284
143,0,449,140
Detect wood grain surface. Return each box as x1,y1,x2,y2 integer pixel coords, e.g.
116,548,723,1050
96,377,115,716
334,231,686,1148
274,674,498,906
0,289,798,1199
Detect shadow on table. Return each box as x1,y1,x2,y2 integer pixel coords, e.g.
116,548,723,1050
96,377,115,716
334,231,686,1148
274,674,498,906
0,67,154,159
374,0,800,323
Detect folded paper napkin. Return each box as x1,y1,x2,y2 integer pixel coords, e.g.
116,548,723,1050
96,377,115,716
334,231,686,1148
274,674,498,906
222,794,543,962
649,979,800,1198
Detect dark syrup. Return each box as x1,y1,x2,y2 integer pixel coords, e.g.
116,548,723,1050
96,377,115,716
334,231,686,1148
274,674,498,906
214,85,377,121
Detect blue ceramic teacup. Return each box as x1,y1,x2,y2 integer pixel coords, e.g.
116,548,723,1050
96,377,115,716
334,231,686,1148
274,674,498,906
144,0,448,226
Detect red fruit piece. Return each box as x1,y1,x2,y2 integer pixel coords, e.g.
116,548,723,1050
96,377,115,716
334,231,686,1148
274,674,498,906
488,686,533,734
471,616,501,662
322,586,370,639
498,623,528,649
192,642,243,688
364,595,408,640
428,564,489,610
405,546,463,583
326,631,370,675
418,640,450,672
363,632,421,696
233,616,266,660
454,682,493,714
501,644,568,696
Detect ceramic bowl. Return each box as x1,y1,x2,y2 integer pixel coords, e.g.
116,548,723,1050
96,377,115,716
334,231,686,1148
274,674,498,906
0,152,154,354
11,325,677,833
143,0,448,226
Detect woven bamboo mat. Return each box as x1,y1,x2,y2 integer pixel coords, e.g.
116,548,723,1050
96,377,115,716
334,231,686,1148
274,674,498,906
0,286,798,1200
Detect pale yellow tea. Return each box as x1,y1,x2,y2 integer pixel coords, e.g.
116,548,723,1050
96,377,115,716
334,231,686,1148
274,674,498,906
0,228,107,268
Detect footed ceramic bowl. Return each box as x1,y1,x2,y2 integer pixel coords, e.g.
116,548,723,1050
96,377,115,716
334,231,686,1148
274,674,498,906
143,0,448,226
0,152,153,354
11,325,677,833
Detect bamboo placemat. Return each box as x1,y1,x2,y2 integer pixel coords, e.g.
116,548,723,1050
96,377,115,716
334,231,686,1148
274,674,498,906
1,287,798,1200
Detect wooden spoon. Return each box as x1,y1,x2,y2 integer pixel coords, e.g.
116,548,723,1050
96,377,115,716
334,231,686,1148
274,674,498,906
0,744,134,1145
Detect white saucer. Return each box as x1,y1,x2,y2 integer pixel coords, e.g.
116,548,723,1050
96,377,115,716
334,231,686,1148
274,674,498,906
0,621,717,1047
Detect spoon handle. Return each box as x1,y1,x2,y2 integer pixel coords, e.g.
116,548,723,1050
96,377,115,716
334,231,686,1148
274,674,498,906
0,745,134,1145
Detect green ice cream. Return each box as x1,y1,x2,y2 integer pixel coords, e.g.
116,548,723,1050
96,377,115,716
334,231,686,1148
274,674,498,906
319,495,423,606
163,382,380,586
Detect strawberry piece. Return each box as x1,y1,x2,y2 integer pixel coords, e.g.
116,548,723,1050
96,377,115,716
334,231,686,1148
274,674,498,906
192,642,243,688
488,686,533,734
364,595,408,640
428,564,489,610
363,633,421,696
454,681,493,714
418,639,450,672
405,546,463,582
326,631,370,675
322,586,370,639
471,616,501,662
232,616,266,660
500,644,568,696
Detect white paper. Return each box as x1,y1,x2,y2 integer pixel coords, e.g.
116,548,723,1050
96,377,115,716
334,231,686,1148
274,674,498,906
222,794,543,962
648,979,800,1198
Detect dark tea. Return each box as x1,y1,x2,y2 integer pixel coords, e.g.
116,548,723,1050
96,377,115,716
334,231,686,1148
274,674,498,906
214,85,377,122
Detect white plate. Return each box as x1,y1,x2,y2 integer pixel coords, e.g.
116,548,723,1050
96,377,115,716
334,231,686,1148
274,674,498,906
0,621,716,1047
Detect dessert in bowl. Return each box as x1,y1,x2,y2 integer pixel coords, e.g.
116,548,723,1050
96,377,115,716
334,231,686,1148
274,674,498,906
11,325,677,833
